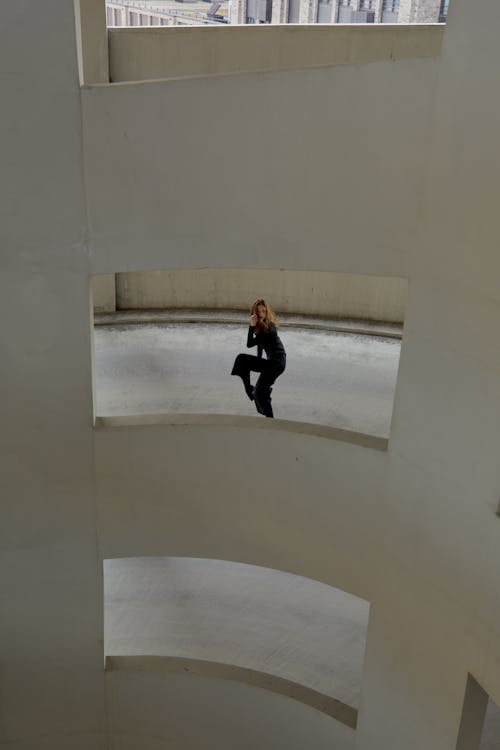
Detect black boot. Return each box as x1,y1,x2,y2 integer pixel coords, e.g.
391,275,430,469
244,383,255,401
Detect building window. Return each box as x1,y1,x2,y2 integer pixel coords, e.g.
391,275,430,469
337,0,353,21
439,0,449,22
359,0,375,8
382,0,399,10
288,0,300,22
381,0,399,21
317,0,332,22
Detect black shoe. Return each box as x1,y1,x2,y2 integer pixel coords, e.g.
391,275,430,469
255,398,264,415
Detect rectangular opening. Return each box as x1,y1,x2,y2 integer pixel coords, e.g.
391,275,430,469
104,0,450,27
103,555,370,728
91,268,405,437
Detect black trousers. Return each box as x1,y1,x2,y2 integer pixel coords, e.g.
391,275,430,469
231,354,285,418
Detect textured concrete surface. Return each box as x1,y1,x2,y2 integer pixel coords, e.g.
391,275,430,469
106,670,356,750
94,309,403,337
94,320,401,436
104,557,370,707
106,655,358,727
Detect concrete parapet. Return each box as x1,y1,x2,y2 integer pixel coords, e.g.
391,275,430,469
109,268,407,323
107,24,443,81
91,273,116,312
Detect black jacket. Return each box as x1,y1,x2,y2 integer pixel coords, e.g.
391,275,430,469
247,323,286,365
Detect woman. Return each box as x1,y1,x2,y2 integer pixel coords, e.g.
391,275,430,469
231,299,286,418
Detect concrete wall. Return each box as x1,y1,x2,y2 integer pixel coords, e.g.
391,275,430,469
74,0,108,84
108,24,443,81
0,1,105,747
106,670,356,750
355,0,500,745
399,0,442,24
89,6,500,749
3,3,500,750
92,273,116,312
112,269,407,321
82,55,439,278
104,556,369,710
93,384,500,750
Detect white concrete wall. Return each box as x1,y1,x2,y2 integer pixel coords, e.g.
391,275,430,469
93,386,499,750
3,2,500,750
83,55,439,278
399,0,441,24
89,6,500,750
355,0,500,746
74,0,109,84
92,273,117,311
106,670,356,750
113,269,407,321
108,25,443,81
95,423,386,598
0,1,105,747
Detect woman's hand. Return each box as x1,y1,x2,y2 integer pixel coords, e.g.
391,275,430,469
250,314,257,327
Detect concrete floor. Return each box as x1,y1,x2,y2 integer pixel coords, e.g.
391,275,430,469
104,557,500,746
104,557,370,708
94,321,401,437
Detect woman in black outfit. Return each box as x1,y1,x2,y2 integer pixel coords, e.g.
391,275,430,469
231,299,286,418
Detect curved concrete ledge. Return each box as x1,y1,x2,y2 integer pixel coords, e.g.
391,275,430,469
94,309,403,339
108,24,443,83
94,413,388,450
105,655,358,728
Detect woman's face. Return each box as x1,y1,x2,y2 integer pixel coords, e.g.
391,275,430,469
256,304,267,321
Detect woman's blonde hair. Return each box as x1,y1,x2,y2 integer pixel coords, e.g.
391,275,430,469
251,298,279,333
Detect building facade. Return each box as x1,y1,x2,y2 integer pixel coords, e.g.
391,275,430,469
235,0,446,26
105,0,447,27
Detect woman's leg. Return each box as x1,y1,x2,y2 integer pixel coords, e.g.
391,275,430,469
231,354,267,401
254,362,284,418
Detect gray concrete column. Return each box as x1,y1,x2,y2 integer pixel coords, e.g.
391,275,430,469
272,0,289,24
411,0,441,22
399,0,441,23
230,0,247,23
397,0,412,22
373,0,384,22
1,1,106,746
455,676,488,750
74,0,109,83
299,0,319,24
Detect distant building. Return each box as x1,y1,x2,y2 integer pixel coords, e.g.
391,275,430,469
239,0,449,26
106,0,229,27
106,0,448,26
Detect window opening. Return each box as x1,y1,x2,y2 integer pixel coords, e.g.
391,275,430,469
91,270,405,438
